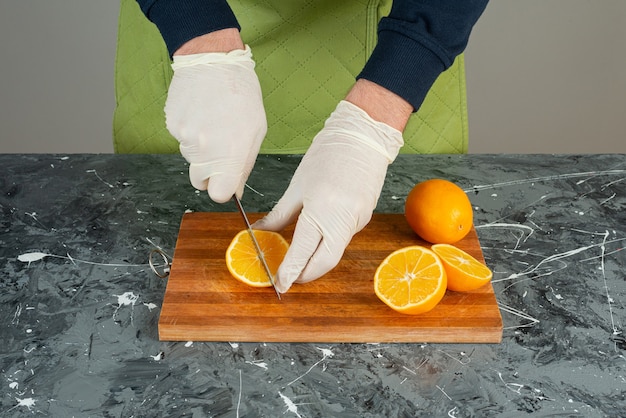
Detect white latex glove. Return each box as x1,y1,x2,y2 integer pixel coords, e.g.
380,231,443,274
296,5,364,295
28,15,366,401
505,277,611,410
253,100,404,293
165,46,267,203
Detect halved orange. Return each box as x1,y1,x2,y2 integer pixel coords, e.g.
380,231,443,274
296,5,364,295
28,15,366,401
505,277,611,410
225,229,289,287
374,246,447,315
431,244,492,292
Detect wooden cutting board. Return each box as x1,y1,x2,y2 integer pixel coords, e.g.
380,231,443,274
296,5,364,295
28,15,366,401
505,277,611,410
158,213,502,343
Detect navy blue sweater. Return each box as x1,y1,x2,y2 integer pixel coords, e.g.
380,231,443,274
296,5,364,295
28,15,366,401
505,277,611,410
137,0,487,111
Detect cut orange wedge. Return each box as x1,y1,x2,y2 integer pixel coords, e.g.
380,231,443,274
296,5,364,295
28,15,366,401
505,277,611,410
431,244,492,292
374,246,447,315
225,229,289,287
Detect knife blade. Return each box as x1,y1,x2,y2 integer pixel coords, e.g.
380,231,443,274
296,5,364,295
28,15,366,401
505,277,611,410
232,195,282,300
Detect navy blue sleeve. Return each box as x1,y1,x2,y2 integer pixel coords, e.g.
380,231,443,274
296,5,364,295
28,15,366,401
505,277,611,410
358,0,488,111
135,0,240,57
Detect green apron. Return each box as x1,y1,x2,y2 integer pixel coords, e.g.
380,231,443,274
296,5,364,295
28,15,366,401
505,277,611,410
113,0,469,154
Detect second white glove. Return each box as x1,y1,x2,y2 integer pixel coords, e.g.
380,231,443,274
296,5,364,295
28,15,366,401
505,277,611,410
165,46,267,203
253,100,404,292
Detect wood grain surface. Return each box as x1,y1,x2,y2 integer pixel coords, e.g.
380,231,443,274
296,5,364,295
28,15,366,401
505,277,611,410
158,213,503,343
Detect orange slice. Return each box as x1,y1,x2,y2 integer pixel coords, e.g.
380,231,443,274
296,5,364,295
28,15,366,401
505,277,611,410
431,244,492,292
225,229,289,287
374,246,447,315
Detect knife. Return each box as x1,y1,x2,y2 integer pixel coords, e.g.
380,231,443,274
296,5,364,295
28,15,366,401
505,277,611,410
232,195,282,300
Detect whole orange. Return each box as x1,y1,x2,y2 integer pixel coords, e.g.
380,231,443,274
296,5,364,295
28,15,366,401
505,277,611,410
404,178,473,244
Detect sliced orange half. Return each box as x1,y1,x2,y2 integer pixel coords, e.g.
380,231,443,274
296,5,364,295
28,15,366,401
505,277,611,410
431,244,493,292
225,229,289,287
374,246,447,315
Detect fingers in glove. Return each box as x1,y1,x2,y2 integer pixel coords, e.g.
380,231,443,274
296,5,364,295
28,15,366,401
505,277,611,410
207,173,242,203
273,212,323,293
294,206,364,284
187,161,242,204
273,210,353,292
205,157,249,203
187,142,261,203
295,236,346,284
235,142,262,199
251,189,302,232
187,162,211,191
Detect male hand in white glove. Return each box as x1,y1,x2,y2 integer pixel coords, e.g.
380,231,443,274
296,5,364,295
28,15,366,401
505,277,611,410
253,80,412,293
165,30,267,203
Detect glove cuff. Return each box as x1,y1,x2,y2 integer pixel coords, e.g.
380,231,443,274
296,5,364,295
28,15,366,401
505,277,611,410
171,45,254,70
325,101,404,164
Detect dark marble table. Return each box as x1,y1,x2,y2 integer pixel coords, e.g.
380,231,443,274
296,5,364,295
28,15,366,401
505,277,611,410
1,154,624,417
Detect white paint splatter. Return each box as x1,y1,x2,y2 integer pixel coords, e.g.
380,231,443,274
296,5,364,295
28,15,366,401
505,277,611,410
448,406,460,417
279,392,303,418
497,371,525,394
115,292,139,307
437,349,472,365
113,292,139,323
143,302,158,311
150,352,164,361
229,342,239,349
17,251,147,268
9,382,18,390
402,365,417,375
288,347,334,386
499,302,540,330
7,397,36,412
11,304,22,325
17,252,49,263
236,370,243,418
244,183,265,197
466,169,626,192
437,385,452,400
475,223,534,248
246,360,269,370
184,341,193,348
86,169,114,188
493,242,598,284
317,347,334,358
597,231,621,339
600,192,616,205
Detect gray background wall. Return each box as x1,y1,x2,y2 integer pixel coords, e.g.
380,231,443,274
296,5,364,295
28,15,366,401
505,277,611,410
1,0,624,154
